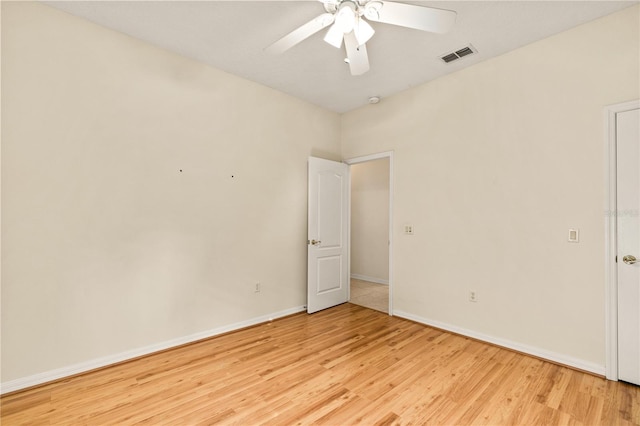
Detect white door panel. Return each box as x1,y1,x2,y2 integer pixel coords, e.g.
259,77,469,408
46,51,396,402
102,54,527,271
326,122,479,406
317,256,342,293
308,157,349,313
318,171,344,248
617,107,640,386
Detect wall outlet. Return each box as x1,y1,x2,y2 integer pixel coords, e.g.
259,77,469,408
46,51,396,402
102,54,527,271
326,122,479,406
255,282,261,293
404,225,414,235
469,291,478,302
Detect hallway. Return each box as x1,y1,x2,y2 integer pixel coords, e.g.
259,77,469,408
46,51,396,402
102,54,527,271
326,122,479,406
349,278,389,314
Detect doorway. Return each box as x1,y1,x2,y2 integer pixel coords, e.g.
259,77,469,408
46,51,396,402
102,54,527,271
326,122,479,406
346,152,393,315
605,100,640,385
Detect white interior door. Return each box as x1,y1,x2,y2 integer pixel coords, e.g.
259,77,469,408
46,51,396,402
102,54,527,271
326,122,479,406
307,157,349,313
617,107,640,385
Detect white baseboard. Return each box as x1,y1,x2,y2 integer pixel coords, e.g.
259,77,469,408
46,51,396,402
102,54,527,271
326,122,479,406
0,305,306,395
351,274,389,285
394,310,605,376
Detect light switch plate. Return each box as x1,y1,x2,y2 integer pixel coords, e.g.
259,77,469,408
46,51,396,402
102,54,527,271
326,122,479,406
568,229,579,242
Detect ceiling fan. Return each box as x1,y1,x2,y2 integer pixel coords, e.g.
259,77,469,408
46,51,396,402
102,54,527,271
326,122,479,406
266,0,456,76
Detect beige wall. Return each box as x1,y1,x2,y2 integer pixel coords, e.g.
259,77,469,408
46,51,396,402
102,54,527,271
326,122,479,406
350,159,389,283
1,2,340,383
2,1,639,388
342,5,639,369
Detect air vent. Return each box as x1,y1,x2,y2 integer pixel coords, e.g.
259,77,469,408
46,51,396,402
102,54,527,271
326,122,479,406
440,45,477,64
441,53,458,63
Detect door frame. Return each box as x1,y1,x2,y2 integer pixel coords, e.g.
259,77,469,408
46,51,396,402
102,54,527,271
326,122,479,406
344,151,394,315
604,99,640,381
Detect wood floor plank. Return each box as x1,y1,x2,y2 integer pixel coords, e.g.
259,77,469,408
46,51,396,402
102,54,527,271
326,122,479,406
2,303,639,425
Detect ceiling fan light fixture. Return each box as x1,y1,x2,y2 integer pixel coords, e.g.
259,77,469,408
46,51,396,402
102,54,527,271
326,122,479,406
321,0,340,13
319,14,336,27
335,2,357,33
354,17,375,46
324,23,344,48
363,1,382,21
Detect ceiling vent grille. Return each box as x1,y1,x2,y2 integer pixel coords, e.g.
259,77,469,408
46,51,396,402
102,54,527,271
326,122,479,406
440,45,477,63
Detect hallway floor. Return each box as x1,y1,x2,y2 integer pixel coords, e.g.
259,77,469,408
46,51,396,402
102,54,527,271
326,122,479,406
349,278,389,314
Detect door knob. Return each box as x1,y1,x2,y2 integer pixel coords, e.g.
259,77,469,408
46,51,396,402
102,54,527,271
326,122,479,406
309,239,321,246
623,255,638,265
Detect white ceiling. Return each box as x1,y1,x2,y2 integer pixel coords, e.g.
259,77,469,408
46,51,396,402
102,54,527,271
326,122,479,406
45,1,637,113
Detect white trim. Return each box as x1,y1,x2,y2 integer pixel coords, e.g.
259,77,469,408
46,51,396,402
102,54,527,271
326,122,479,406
345,151,394,316
345,151,392,164
604,99,640,381
350,274,389,285
394,310,605,376
0,305,306,395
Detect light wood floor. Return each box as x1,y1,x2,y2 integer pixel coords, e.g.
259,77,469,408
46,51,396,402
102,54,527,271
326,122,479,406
2,303,639,425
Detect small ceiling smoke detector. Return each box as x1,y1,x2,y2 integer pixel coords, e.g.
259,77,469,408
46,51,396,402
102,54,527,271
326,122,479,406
368,96,380,104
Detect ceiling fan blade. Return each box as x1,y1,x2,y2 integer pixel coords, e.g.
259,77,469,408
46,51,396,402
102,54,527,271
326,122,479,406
266,13,335,54
366,1,456,34
344,32,370,76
